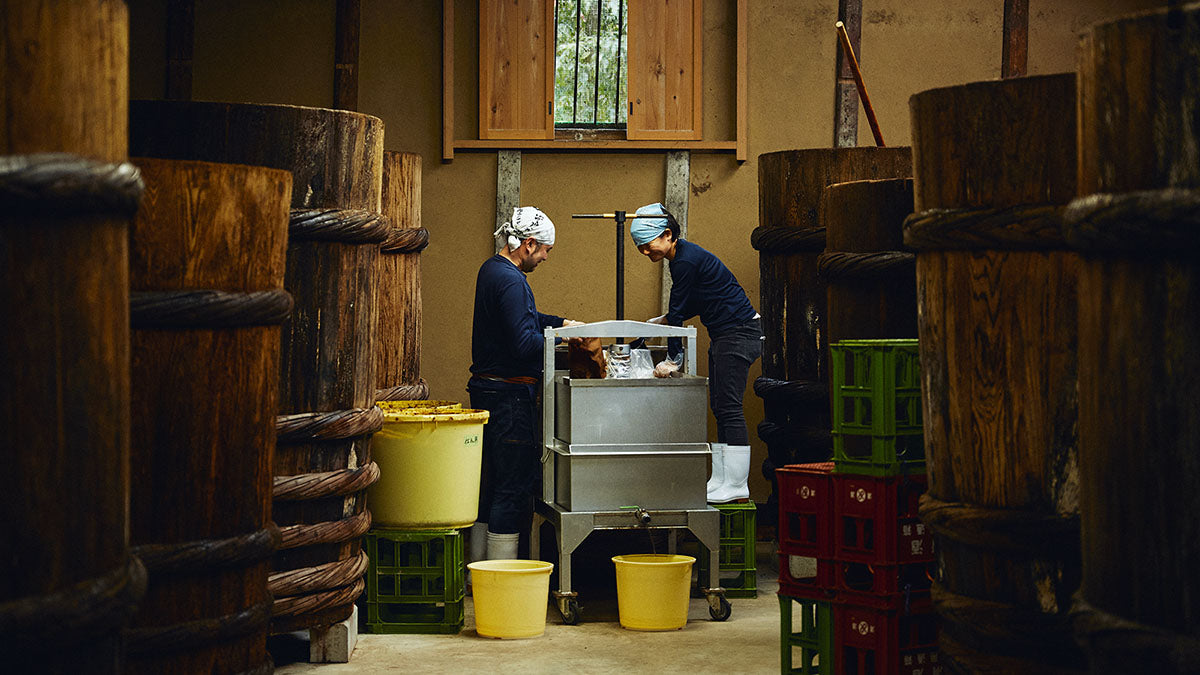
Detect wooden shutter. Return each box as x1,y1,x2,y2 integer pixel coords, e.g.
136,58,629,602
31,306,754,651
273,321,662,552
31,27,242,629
479,0,555,140
626,0,703,140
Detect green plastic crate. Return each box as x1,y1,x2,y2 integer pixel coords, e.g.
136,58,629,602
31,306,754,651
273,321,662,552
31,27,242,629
779,594,833,674
363,528,464,634
830,340,925,477
696,502,757,598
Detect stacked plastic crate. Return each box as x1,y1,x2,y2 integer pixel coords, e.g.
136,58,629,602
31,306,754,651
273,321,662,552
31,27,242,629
362,528,465,634
696,502,758,598
776,340,939,674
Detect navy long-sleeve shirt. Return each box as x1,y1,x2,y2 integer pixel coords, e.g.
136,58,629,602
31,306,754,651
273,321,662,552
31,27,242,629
470,255,564,380
665,239,757,354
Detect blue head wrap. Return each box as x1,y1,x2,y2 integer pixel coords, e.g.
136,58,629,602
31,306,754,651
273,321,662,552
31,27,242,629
630,202,669,246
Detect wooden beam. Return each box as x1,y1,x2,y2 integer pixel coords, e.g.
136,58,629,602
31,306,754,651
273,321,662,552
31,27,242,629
833,0,862,147
662,151,690,312
455,139,737,151
334,0,360,110
443,0,455,161
1002,0,1029,78
495,151,521,254
736,0,748,162
165,0,194,100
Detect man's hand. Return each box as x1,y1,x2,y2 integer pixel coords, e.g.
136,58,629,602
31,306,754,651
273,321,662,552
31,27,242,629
653,359,681,378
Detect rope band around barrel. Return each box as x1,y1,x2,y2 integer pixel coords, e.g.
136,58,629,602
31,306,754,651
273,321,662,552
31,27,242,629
124,600,271,655
271,577,364,621
931,581,1084,667
903,203,1067,251
289,208,391,244
376,379,430,402
0,153,144,217
131,525,280,575
1071,593,1200,672
754,376,828,404
0,555,146,646
757,419,832,449
277,509,373,551
1063,188,1200,254
273,461,381,502
919,494,1080,556
130,289,293,329
751,225,827,253
817,250,916,280
275,406,384,443
381,227,430,253
268,550,369,598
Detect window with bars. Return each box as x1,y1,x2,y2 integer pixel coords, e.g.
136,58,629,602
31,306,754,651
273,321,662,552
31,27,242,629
554,0,627,128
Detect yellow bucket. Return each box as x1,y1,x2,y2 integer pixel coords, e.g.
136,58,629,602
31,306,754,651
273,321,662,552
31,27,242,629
369,406,488,528
612,554,695,631
467,560,554,638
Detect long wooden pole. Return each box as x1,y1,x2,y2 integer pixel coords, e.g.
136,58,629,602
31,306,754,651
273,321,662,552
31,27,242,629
835,20,884,147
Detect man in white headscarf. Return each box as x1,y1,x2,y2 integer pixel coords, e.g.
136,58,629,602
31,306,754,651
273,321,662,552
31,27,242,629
467,206,582,568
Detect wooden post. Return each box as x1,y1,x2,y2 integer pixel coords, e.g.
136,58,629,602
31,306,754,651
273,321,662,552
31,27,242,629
165,0,194,100
1001,0,1029,78
334,0,360,110
833,0,862,147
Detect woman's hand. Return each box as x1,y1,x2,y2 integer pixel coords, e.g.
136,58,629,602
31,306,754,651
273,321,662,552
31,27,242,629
562,319,585,327
646,315,667,325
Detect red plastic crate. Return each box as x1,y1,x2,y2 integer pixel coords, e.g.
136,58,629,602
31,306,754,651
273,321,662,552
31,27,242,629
777,554,834,601
832,472,925,521
831,560,934,598
777,462,836,558
837,514,935,566
834,601,940,675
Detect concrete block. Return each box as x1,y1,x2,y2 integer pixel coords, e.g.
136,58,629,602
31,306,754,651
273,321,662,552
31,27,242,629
309,605,358,663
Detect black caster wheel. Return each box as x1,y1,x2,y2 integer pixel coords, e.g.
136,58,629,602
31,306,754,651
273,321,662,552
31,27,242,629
709,596,731,621
558,597,580,625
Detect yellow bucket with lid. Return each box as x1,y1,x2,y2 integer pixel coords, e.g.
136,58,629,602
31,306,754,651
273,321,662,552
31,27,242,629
612,554,695,630
369,404,488,528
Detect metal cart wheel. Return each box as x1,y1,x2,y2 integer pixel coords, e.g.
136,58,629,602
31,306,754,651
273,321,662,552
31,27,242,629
708,595,732,621
557,597,580,625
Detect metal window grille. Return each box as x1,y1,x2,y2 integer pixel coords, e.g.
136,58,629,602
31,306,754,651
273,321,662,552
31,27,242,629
554,0,627,127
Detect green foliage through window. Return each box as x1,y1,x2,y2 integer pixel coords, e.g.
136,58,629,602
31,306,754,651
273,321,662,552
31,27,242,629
554,0,627,127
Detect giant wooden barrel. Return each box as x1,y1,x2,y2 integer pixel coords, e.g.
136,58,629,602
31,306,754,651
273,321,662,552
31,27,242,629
819,178,917,343
753,149,912,522
376,151,430,402
0,3,146,672
130,101,387,633
907,74,1083,673
1067,6,1200,673
125,158,290,674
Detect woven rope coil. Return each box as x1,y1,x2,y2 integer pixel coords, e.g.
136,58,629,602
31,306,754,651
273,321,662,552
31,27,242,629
0,153,144,216
750,225,826,253
271,577,365,620
380,226,430,253
132,525,280,574
903,203,1067,251
130,289,293,329
268,550,369,598
1071,594,1200,672
817,250,916,280
275,406,384,443
918,494,1080,556
273,461,381,502
376,379,430,402
124,600,271,655
289,208,390,244
932,581,1081,665
0,555,146,646
1063,188,1200,254
277,509,372,551
753,376,827,404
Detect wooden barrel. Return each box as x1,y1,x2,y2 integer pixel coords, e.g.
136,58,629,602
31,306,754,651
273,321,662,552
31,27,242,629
753,149,911,522
129,100,387,634
0,3,145,672
125,158,290,674
907,74,1083,673
819,178,917,343
376,151,430,402
1067,6,1200,673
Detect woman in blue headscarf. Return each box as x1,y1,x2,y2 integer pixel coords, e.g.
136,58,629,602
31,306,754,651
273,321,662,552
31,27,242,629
631,203,762,503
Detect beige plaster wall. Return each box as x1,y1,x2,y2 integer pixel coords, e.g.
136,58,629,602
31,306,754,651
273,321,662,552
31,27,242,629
128,0,1162,502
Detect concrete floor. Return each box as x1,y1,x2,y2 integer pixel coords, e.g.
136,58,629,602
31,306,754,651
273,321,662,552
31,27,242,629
274,542,793,674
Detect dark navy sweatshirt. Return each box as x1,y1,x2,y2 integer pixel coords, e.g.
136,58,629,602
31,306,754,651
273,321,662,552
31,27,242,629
665,239,757,351
470,255,564,380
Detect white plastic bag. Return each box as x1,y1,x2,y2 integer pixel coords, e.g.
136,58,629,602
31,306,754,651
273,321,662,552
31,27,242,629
629,349,654,378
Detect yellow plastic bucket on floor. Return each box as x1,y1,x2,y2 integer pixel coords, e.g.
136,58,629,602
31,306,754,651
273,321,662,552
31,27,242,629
369,406,488,528
467,560,554,638
612,554,696,631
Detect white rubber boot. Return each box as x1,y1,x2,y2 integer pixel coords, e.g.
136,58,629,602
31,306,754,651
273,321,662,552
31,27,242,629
486,531,519,561
708,445,750,503
706,443,727,494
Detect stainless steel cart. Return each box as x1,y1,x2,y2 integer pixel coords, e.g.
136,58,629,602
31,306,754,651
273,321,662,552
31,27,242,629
530,320,730,625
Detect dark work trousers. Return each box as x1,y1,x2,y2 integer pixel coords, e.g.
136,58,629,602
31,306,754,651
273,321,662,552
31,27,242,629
708,317,763,445
468,378,540,535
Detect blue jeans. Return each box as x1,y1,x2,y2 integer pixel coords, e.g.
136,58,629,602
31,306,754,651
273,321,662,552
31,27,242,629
468,379,540,535
708,318,763,445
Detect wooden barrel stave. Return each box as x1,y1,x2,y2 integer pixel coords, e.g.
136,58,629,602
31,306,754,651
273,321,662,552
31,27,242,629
376,151,427,402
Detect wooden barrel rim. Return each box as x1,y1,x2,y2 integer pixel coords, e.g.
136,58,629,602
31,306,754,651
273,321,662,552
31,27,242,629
750,224,826,253
275,406,384,443
903,202,1066,251
129,289,293,329
130,526,281,575
817,250,915,280
124,599,270,655
380,226,430,254
919,494,1079,556
376,379,430,402
288,208,390,244
1064,188,1200,254
268,550,369,597
0,153,143,216
1071,594,1200,671
0,555,146,645
273,461,382,502
277,509,372,551
932,582,1082,666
